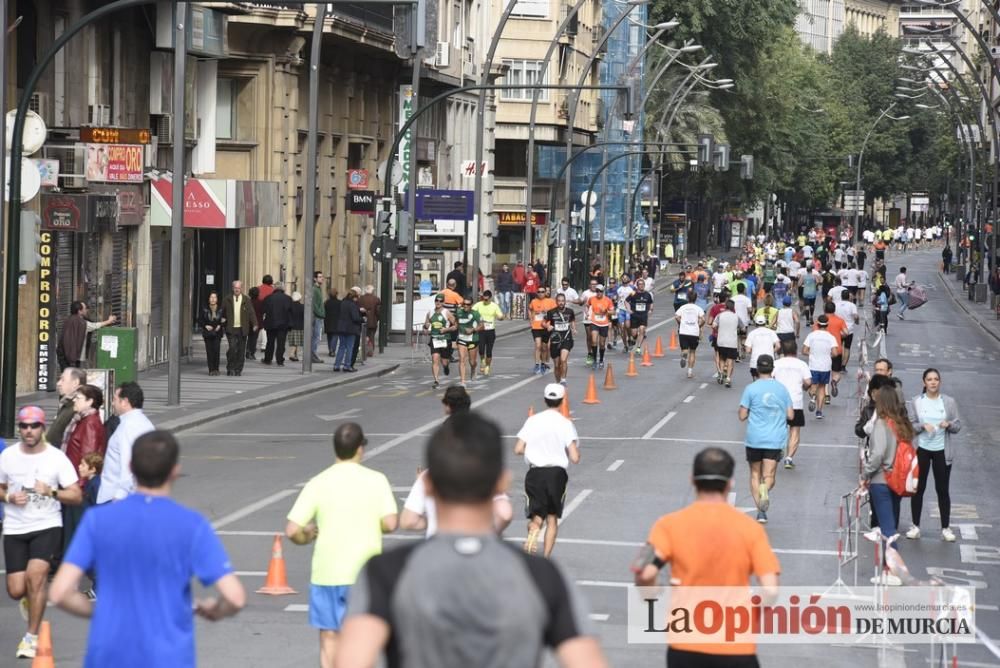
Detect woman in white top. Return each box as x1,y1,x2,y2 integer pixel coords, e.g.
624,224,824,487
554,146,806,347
775,295,799,343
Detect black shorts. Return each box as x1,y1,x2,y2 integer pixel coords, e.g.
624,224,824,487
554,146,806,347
667,647,760,668
631,316,648,329
589,325,608,339
718,346,738,361
532,329,550,343
787,409,805,427
549,338,573,358
832,354,843,372
745,447,783,463
842,334,854,351
428,339,451,356
3,527,62,573
480,330,497,358
847,286,858,296
777,332,796,343
524,467,569,519
679,334,700,351
457,339,477,350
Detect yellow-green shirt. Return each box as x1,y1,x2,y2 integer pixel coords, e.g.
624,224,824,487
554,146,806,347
472,301,504,330
286,461,397,586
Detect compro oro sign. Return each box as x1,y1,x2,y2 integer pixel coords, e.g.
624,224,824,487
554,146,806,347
37,231,56,392
85,143,145,183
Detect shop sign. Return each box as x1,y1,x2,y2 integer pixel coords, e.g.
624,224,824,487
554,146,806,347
37,231,56,392
89,194,119,228
40,194,86,231
347,169,369,190
497,211,547,226
85,143,145,183
347,190,376,214
150,176,281,228
31,159,60,187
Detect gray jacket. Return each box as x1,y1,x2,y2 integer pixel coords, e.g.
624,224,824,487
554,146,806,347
862,417,898,485
907,393,962,465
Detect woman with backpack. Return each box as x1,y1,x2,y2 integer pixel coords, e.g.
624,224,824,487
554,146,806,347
906,368,963,543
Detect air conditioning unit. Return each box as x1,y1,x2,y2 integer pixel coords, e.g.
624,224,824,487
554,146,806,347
29,93,52,123
152,114,173,144
88,104,111,125
435,41,450,68
990,44,1000,60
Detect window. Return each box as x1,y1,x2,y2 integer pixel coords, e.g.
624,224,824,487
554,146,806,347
216,77,237,140
510,0,548,18
501,60,547,101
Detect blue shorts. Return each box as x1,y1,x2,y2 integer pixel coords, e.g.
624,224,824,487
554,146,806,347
617,309,630,322
810,370,831,386
309,584,351,630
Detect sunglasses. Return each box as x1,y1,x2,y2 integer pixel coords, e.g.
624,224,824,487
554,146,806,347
18,422,43,430
462,302,472,307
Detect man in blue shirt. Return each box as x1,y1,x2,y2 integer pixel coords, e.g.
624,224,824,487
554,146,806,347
738,355,793,524
49,430,246,667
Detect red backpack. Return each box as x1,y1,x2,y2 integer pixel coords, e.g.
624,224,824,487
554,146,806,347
884,419,919,497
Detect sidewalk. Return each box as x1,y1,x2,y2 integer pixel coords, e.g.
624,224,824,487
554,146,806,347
938,267,1000,344
17,317,530,434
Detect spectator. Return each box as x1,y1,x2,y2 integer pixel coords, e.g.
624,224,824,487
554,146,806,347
262,282,293,366
62,384,108,559
246,286,261,361
78,452,103,510
358,285,381,357
495,263,514,315
256,274,276,356
288,291,305,362
97,382,155,504
533,258,547,285
311,272,326,364
335,290,363,373
324,289,342,359
47,367,88,447
446,261,467,297
222,281,257,377
56,301,117,370
512,261,526,292
200,291,225,375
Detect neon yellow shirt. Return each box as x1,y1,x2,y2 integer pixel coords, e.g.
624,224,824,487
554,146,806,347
287,461,397,586
472,301,504,330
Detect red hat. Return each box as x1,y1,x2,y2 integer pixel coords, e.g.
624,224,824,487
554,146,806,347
17,406,46,425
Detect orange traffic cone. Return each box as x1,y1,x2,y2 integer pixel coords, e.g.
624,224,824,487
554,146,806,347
31,621,54,668
582,373,601,404
603,363,618,390
560,393,572,419
641,345,654,367
669,330,679,351
626,352,639,377
528,404,535,417
653,336,665,358
257,534,298,595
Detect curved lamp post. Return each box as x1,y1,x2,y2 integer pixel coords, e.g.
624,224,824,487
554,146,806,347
853,102,910,244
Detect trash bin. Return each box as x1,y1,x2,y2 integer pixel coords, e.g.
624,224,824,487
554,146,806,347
954,264,965,280
94,327,138,384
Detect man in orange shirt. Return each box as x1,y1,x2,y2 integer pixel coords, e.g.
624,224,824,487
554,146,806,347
438,279,464,361
813,300,848,401
586,285,615,370
634,447,780,666
529,286,557,375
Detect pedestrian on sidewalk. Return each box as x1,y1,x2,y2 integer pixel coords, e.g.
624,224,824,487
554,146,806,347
56,301,117,371
495,263,514,316
358,285,380,357
246,287,261,361
288,291,305,362
98,383,155,504
942,245,953,274
256,275,275,355
334,289,362,372
905,368,963,543
47,367,88,447
262,282,293,366
200,291,225,375
51,431,246,666
222,281,257,377
61,385,107,549
324,289,341,359
286,422,397,668
311,271,327,363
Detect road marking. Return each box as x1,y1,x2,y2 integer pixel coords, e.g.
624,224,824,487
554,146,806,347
414,390,433,397
235,571,267,577
560,489,592,523
346,390,368,397
642,411,677,440
284,604,309,612
392,485,414,492
606,459,625,472
699,383,708,389
578,580,630,588
644,436,856,450
315,408,362,421
683,395,695,403
212,488,299,529
589,613,610,621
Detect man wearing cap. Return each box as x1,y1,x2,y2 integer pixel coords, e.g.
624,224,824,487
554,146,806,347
802,315,840,420
738,356,794,523
0,406,83,658
744,315,780,381
514,384,580,557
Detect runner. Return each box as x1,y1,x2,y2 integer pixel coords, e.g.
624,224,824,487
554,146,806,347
712,299,740,388
744,316,780,380
706,291,729,383
738,355,793,523
732,283,753,358
615,274,635,351
772,340,812,470
674,290,705,380
799,264,820,325
454,297,483,386
627,278,654,354
692,274,712,312
834,291,859,370
586,285,614,370
438,279,464,359
529,286,557,375
578,279,599,366
514,384,580,557
556,277,580,305
0,406,83,659
422,295,456,388
775,295,799,344
815,301,848,399
471,290,504,377
802,315,840,420
544,293,577,385
753,294,779,330
893,266,913,320
605,277,620,349
711,263,728,297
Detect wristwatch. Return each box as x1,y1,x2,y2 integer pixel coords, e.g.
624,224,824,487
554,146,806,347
50,489,58,499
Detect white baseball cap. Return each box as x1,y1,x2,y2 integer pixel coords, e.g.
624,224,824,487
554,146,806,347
544,383,566,400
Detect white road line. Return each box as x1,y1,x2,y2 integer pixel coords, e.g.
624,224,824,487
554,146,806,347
560,489,593,523
218,531,276,536
642,411,677,440
699,383,708,389
212,488,299,529
284,604,309,612
578,580,631,588
644,436,856,449
606,459,625,472
683,395,695,403
235,571,267,577
392,485,414,492
589,613,610,621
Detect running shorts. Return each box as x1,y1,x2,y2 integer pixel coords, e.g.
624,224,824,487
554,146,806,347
592,325,609,339
617,309,630,322
532,329,546,340
788,409,805,427
777,332,796,343
842,334,854,351
718,346,738,361
309,584,350,631
810,370,831,385
2,527,62,573
479,330,496,358
524,466,569,519
457,339,478,351
549,338,573,359
667,647,760,668
831,354,843,372
630,315,648,329
745,447,783,463
428,339,451,356
679,334,700,351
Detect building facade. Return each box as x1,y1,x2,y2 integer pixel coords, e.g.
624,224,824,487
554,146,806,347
795,0,846,54
845,0,900,38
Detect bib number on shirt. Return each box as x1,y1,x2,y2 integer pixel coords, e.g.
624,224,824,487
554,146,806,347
555,322,569,332
635,303,647,312
534,313,545,322
432,338,447,349
458,334,473,343
484,321,495,330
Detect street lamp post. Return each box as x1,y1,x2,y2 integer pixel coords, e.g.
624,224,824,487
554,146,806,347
853,103,910,245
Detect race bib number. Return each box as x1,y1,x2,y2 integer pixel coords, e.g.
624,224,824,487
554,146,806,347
432,338,448,349
555,322,570,332
534,313,545,322
484,321,495,330
458,334,473,343
635,303,647,312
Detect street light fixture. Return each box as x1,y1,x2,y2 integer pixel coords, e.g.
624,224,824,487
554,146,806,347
852,102,910,244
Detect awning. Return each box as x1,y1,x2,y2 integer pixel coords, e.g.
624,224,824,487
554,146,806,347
150,177,281,228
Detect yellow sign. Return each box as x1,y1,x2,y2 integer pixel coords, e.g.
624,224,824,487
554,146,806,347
497,211,547,226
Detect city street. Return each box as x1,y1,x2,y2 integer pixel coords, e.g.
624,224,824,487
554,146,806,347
3,246,999,667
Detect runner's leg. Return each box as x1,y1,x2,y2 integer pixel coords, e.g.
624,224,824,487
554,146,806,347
543,514,559,558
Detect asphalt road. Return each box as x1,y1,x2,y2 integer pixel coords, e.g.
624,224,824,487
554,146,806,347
2,245,999,668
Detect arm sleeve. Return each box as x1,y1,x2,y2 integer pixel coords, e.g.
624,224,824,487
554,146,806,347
946,397,962,433
64,510,96,571
192,519,235,587
863,423,888,479
286,483,317,527
57,452,79,488
379,475,398,517
739,386,752,410
402,476,426,516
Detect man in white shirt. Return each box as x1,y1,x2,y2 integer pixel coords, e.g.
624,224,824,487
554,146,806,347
834,295,859,369
712,300,740,388
732,283,753,353
893,267,912,319
98,382,155,504
744,316,780,380
556,278,580,306
833,246,847,269
802,316,840,420
0,406,83,659
828,278,847,304
711,266,729,296
772,340,812,469
514,384,580,557
674,291,705,379
801,244,814,260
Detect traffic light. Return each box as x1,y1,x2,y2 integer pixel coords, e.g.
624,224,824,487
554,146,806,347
19,211,42,272
621,76,641,119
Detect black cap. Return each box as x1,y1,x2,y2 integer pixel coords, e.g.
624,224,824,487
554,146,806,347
757,354,774,374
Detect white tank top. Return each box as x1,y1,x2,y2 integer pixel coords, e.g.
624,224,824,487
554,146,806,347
776,307,795,334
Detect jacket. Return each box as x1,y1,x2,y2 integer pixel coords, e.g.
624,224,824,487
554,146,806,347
64,412,108,474
862,417,898,485
46,397,76,448
290,302,305,331
262,290,293,330
495,270,514,292
57,313,89,366
337,298,363,336
222,294,258,335
907,393,962,465
324,296,342,334
200,306,225,338
358,294,380,328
